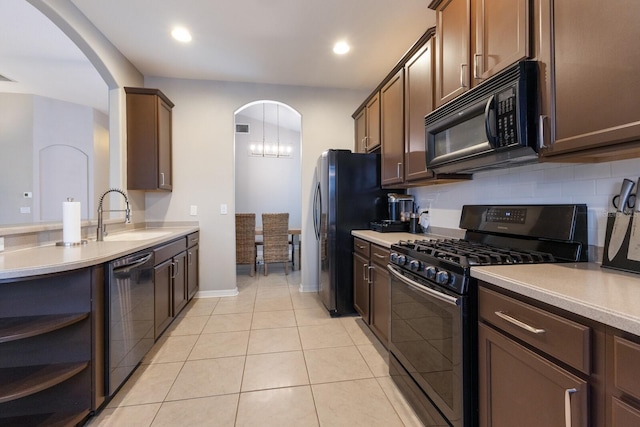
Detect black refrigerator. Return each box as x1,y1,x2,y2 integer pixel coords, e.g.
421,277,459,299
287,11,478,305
313,149,395,316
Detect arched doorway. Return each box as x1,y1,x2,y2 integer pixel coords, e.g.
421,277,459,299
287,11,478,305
234,101,302,271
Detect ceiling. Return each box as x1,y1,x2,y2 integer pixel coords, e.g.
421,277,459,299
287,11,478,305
1,0,436,113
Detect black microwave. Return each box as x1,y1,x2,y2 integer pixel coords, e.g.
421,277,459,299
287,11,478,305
425,60,539,174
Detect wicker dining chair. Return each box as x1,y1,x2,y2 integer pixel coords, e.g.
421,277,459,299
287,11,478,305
261,213,290,276
235,213,257,277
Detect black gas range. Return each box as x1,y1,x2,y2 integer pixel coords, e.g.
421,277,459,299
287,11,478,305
387,204,588,427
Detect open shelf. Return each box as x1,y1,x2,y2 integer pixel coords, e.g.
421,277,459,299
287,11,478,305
0,313,89,343
0,362,89,403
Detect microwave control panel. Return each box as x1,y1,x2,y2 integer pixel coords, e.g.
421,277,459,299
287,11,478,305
496,86,517,147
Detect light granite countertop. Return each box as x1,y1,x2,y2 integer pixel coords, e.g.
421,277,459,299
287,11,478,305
352,229,640,336
0,226,199,280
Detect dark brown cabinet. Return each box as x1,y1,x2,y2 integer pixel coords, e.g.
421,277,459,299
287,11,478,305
537,0,640,162
153,238,188,339
0,267,103,425
125,87,174,191
381,69,405,186
352,238,390,347
353,238,371,322
606,332,640,426
354,109,367,154
433,0,471,107
404,38,435,182
187,232,200,300
365,93,381,152
431,0,530,107
369,245,390,345
479,322,588,427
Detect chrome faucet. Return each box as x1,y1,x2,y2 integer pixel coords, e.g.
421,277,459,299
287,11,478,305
97,188,131,241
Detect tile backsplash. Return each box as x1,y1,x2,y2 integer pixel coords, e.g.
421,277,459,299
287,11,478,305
409,157,640,252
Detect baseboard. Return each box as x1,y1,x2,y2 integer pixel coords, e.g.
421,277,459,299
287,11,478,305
195,288,239,298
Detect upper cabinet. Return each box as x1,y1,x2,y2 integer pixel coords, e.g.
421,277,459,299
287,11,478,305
431,0,530,108
433,0,471,107
381,69,405,186
125,87,174,191
536,0,640,162
354,93,381,153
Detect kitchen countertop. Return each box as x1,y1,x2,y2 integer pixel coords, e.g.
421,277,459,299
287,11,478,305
353,229,640,336
0,226,199,280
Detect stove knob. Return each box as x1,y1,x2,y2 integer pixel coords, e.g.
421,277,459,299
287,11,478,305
390,252,398,263
425,266,437,280
435,270,450,285
409,260,422,271
397,255,407,265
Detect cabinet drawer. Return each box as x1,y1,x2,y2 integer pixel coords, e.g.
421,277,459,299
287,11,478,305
370,245,390,267
612,335,640,401
353,238,370,258
479,287,591,374
612,396,640,426
154,238,187,264
187,232,200,248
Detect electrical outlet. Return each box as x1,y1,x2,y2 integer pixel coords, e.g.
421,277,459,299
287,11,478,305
220,204,228,215
190,205,198,216
20,206,31,214
23,191,32,198
0,237,4,252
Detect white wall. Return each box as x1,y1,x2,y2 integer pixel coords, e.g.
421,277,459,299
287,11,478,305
409,158,640,249
144,77,367,296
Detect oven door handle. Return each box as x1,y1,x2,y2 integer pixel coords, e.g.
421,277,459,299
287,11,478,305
484,94,498,148
388,265,460,307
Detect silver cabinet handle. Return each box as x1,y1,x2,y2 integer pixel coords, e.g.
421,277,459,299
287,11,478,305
373,253,386,259
397,163,402,179
474,53,482,79
565,388,577,427
160,172,165,186
367,265,374,284
356,244,366,250
363,263,369,283
538,115,548,149
188,251,193,266
460,63,468,88
494,311,546,334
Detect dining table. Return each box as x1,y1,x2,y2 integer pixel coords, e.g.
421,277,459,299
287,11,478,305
255,228,301,270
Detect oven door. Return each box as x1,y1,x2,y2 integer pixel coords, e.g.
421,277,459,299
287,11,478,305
388,264,475,427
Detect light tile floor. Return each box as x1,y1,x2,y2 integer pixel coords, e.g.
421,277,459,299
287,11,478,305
87,266,423,427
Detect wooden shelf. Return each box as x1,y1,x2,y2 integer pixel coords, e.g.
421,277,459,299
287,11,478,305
0,362,89,403
0,409,89,427
0,313,89,343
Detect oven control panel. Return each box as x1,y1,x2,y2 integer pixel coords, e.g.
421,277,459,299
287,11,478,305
390,252,467,295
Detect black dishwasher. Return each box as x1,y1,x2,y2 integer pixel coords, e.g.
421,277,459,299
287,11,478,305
105,250,155,397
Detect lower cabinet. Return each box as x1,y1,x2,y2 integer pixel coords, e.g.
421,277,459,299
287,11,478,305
606,332,640,426
352,238,390,347
0,267,103,425
478,283,607,427
187,232,200,300
153,237,188,339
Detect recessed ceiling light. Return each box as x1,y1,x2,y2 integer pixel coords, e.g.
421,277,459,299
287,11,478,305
333,41,350,55
171,27,192,43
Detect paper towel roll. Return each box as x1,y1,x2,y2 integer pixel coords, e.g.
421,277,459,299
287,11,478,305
62,199,81,244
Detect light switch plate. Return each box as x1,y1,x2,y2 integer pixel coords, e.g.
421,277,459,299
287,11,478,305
190,205,198,216
20,206,31,214
220,204,228,215
0,237,4,252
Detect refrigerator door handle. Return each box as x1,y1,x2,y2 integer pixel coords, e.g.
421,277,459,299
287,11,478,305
313,183,321,240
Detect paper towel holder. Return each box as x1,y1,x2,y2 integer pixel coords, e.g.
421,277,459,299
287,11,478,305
56,197,88,247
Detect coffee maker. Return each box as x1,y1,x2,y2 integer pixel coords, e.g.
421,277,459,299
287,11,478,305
370,193,414,232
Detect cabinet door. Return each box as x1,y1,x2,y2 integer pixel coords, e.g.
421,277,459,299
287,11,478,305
381,69,405,186
153,259,173,339
354,109,367,153
474,0,529,84
365,93,381,152
539,0,640,159
353,252,370,322
479,323,588,427
157,97,173,190
172,251,187,315
187,245,199,300
405,39,434,182
434,0,471,107
370,264,390,346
